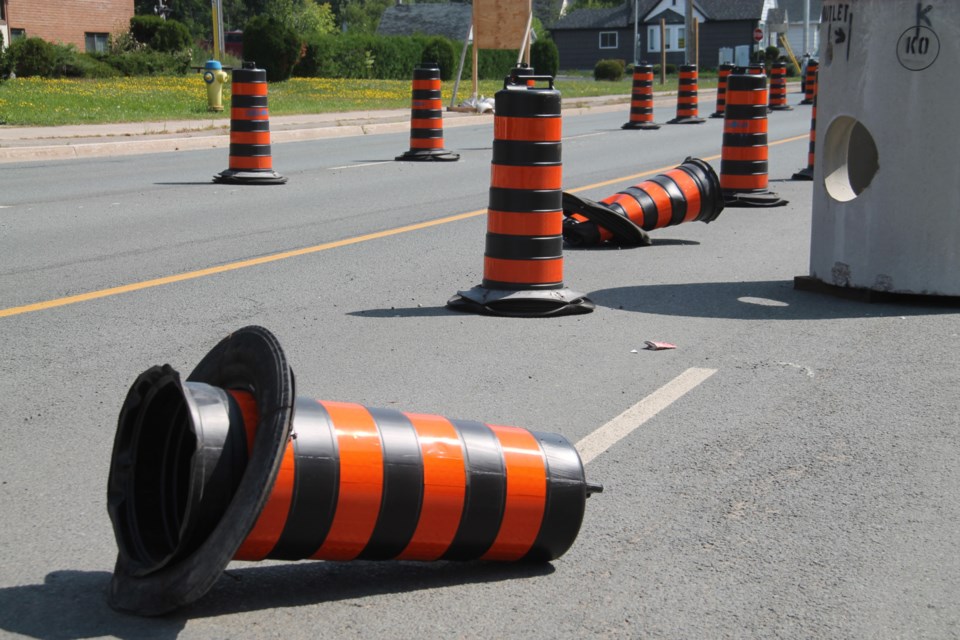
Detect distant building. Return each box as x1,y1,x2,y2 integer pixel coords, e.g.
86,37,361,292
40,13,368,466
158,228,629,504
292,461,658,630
377,3,473,42
0,0,134,52
550,0,776,70
779,0,821,57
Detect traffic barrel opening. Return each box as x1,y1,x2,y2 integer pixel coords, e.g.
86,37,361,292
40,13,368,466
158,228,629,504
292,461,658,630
396,62,459,162
561,157,724,247
667,64,705,125
107,326,602,616
710,63,735,119
214,62,286,185
622,63,661,130
447,74,594,317
719,69,787,208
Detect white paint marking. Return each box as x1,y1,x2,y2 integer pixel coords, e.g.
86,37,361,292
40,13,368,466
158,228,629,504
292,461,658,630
0,205,10,209
328,161,393,170
576,367,718,465
563,132,606,141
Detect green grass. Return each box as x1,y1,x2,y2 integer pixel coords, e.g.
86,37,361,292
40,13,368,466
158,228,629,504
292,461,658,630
0,73,716,127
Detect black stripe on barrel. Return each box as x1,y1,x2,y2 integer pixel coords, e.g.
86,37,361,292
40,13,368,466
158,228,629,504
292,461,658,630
623,63,660,130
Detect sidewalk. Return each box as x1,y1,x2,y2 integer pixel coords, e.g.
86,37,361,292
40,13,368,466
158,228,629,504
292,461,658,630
0,92,683,164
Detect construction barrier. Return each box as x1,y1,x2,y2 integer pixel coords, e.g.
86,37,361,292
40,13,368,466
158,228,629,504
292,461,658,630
396,62,459,162
792,93,816,180
214,62,286,185
799,59,818,105
667,64,705,124
622,63,660,130
719,70,787,208
709,63,735,119
509,63,536,87
448,75,593,317
107,326,602,615
768,61,793,111
561,158,724,247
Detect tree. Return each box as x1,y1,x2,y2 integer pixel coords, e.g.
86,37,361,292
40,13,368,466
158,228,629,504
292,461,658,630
339,0,392,34
266,0,336,40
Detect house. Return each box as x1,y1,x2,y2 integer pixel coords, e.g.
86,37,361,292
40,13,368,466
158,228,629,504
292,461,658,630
377,3,473,42
0,0,134,52
550,0,776,70
780,0,821,57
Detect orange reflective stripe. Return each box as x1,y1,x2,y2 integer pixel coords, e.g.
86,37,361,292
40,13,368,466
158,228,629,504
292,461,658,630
410,118,441,129
604,192,645,226
721,146,768,161
411,99,442,109
231,107,270,121
483,257,563,285
228,156,273,170
666,169,702,223
234,440,295,560
230,131,272,145
631,99,653,108
480,425,547,561
311,401,383,561
412,79,441,90
396,413,466,561
494,116,561,142
410,138,444,149
232,82,268,96
487,210,563,236
723,119,768,134
641,180,674,229
725,90,767,105
490,165,562,190
721,173,769,190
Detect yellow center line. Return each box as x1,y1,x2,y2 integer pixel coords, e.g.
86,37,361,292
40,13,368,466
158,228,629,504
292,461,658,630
0,133,808,319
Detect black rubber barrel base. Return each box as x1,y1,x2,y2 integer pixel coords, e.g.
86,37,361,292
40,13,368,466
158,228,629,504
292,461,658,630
709,112,725,119
666,116,705,124
562,192,650,247
770,105,794,111
214,169,287,185
792,167,814,181
799,99,814,105
447,287,594,317
395,148,460,162
794,276,960,306
621,121,661,130
723,190,788,208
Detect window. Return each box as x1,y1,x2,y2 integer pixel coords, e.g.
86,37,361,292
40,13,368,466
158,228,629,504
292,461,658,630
599,31,618,50
85,32,109,53
647,24,685,52
10,28,25,42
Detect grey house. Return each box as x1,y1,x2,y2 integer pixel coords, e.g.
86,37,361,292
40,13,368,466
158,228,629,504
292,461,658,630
377,3,473,41
550,0,773,70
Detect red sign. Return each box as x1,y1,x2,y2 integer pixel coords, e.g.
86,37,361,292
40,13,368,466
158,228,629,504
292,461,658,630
753,27,765,42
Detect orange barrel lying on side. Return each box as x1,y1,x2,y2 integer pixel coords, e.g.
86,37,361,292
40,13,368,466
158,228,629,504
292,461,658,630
107,326,601,616
214,62,286,185
710,63,735,119
447,74,593,317
667,64,705,124
768,61,793,111
792,93,817,180
800,59,818,105
719,69,787,207
561,157,724,247
396,62,459,162
622,63,660,130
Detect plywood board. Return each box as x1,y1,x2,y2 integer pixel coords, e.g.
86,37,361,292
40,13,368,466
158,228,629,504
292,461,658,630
473,0,531,50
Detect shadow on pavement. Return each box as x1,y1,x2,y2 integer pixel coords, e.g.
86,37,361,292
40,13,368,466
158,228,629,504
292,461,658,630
589,279,958,320
349,306,455,318
0,562,552,636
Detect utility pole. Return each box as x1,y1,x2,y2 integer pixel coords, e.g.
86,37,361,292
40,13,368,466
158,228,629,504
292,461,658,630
684,0,693,65
633,0,639,65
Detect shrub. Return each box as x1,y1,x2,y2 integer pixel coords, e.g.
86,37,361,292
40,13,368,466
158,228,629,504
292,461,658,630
531,39,559,78
418,36,455,81
94,49,191,75
593,58,624,81
151,19,193,52
130,15,166,46
7,38,58,77
0,31,7,80
243,15,302,82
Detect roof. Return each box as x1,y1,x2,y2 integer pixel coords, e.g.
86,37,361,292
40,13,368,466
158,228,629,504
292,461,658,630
376,3,473,40
551,0,765,30
778,0,823,23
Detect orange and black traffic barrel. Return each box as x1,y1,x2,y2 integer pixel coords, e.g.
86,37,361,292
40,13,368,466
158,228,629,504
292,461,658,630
709,63,735,119
799,59,818,105
667,64,705,124
107,326,601,616
509,63,536,87
396,62,459,162
719,69,787,207
622,63,660,130
792,93,816,180
561,157,724,247
214,62,286,185
768,61,792,111
448,74,593,317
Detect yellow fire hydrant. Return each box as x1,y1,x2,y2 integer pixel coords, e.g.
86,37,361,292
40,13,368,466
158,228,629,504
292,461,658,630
202,60,230,112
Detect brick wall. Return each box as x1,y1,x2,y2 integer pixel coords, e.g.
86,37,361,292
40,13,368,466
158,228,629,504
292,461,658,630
7,0,134,49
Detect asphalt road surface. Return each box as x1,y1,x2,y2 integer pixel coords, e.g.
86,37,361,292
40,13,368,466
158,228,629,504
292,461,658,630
1,98,958,639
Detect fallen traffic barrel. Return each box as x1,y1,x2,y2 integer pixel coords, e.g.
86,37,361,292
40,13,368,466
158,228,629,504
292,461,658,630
719,69,787,207
622,63,660,130
214,62,286,185
448,75,593,317
396,62,459,162
710,63,735,119
107,326,602,616
561,157,723,247
792,93,816,180
799,59,818,105
667,64,705,124
768,61,792,111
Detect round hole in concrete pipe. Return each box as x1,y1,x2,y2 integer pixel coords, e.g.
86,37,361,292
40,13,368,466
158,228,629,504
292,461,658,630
823,115,879,203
